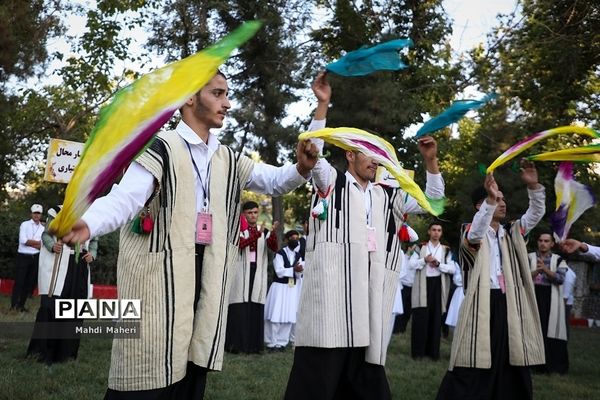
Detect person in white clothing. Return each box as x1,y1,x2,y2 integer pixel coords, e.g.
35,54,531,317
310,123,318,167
409,222,456,360
11,204,44,312
390,227,419,338
562,266,576,339
28,205,98,364
264,230,304,351
445,261,464,328
394,243,419,333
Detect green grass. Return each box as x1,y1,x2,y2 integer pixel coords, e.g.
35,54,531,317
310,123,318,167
1,294,599,399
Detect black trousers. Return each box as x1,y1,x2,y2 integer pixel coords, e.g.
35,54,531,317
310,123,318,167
104,244,208,400
27,253,90,364
533,285,569,374
225,261,264,354
11,253,38,310
104,363,208,400
565,304,572,339
442,284,457,338
411,276,442,360
436,289,533,400
285,347,391,400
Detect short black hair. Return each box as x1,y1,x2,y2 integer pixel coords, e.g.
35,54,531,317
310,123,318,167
537,231,555,242
471,186,488,208
242,201,259,211
428,221,442,230
285,230,300,239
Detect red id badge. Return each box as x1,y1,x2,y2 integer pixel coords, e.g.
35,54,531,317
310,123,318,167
367,226,377,252
196,212,213,244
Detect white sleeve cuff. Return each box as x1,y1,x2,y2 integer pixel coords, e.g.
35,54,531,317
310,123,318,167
425,171,445,199
308,119,326,153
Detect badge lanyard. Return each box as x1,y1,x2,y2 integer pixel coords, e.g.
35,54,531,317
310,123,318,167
365,189,377,252
185,142,211,211
186,142,213,244
366,190,373,226
495,229,506,293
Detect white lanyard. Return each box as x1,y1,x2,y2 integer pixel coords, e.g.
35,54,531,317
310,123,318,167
427,243,441,261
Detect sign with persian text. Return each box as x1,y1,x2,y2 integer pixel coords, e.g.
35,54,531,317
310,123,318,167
44,138,84,183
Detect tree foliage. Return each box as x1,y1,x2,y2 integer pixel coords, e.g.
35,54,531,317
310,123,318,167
441,0,600,247
1,0,599,279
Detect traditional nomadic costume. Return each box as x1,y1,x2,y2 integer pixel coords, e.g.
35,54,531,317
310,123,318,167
28,206,98,364
285,119,445,400
409,241,456,360
81,120,309,399
264,240,303,350
528,252,569,374
226,224,277,353
437,187,546,400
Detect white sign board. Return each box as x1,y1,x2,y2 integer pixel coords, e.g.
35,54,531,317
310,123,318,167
44,138,84,183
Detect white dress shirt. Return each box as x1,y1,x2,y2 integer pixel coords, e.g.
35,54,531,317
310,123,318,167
563,266,576,306
18,219,44,254
466,187,545,289
84,120,309,238
344,171,374,225
409,241,456,277
582,243,600,262
452,263,463,287
400,251,417,287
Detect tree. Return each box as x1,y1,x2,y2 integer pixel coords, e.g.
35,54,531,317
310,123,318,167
454,0,600,245
145,0,311,239
0,0,64,200
310,0,462,175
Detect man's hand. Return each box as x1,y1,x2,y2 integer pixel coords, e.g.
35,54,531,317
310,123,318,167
83,252,94,264
296,140,319,178
61,220,91,247
312,72,331,121
417,136,439,173
272,221,280,232
560,238,588,254
294,262,304,273
312,72,331,104
520,159,541,189
425,255,439,267
52,241,63,254
535,258,545,274
484,173,500,205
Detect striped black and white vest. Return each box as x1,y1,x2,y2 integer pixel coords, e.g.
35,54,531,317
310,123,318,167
108,130,253,391
229,229,271,304
448,220,545,370
296,168,406,365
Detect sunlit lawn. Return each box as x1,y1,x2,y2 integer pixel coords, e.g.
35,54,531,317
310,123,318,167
1,294,599,399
